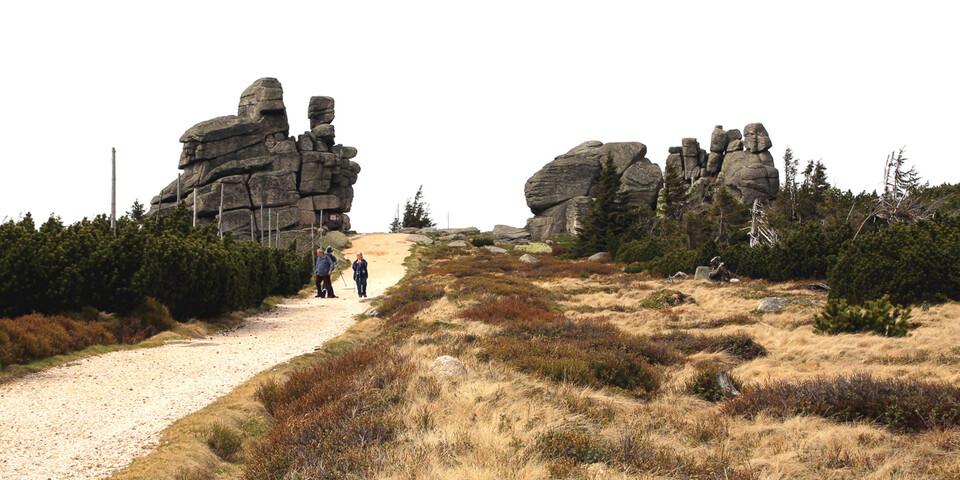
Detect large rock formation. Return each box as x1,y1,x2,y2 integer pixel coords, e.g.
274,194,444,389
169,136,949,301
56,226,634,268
524,141,663,239
149,78,359,241
664,122,779,205
524,123,779,240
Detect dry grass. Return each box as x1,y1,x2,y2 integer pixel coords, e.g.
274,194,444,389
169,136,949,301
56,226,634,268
117,247,960,479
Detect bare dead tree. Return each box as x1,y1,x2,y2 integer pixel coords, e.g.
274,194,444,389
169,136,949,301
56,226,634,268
747,199,779,248
855,148,935,239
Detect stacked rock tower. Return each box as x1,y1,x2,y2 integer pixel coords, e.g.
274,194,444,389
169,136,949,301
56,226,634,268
149,78,360,242
524,123,780,240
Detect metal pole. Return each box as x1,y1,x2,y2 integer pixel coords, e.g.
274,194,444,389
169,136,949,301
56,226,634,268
218,183,224,239
110,147,116,235
259,203,264,244
267,208,272,248
192,190,197,227
176,173,181,205
250,211,255,241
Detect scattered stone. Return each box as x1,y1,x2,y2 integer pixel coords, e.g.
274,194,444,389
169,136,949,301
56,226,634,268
694,266,712,280
439,233,466,241
756,297,792,313
518,254,541,265
432,355,468,379
406,234,434,246
320,231,350,250
482,245,508,254
437,227,481,236
447,240,468,248
492,224,531,243
588,252,612,262
670,271,689,280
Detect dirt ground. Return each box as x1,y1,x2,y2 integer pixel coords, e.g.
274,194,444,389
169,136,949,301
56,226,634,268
0,233,411,480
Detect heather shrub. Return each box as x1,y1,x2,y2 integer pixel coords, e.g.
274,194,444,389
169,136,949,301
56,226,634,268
377,281,444,321
725,373,960,431
246,345,411,479
0,314,116,367
479,318,675,396
470,236,495,247
648,331,767,361
813,295,911,337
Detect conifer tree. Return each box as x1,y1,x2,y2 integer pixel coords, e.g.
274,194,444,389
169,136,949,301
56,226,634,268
572,155,636,257
401,186,435,229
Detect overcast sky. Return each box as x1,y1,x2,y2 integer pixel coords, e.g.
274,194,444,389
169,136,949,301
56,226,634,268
2,1,958,232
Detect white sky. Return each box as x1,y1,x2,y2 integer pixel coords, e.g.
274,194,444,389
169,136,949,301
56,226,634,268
1,1,958,232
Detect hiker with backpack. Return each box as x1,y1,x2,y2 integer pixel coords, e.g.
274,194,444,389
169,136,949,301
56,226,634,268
314,247,339,298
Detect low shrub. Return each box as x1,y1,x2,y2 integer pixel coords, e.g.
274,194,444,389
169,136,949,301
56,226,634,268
377,281,444,321
461,295,560,325
470,236,495,247
0,314,116,367
687,366,742,402
615,237,666,264
813,295,911,337
206,423,243,462
724,373,960,431
479,318,678,396
829,220,960,305
642,248,699,277
246,344,411,479
649,331,767,361
638,289,693,309
450,275,548,302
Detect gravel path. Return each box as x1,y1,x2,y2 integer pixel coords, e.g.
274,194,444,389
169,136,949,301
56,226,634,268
0,233,411,480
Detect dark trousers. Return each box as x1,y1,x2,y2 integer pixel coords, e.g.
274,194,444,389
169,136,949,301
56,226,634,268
320,275,335,298
315,275,324,297
355,277,367,296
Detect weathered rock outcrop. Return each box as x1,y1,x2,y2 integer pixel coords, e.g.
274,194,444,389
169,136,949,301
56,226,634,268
524,141,663,239
662,123,779,205
149,78,359,241
524,123,779,240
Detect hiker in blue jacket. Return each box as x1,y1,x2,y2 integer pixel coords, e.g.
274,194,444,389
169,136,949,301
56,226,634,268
314,248,331,298
352,252,369,298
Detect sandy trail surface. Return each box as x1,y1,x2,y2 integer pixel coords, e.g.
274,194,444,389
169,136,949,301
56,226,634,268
0,233,411,480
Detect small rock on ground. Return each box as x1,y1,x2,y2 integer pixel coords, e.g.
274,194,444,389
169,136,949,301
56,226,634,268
588,252,612,262
757,296,791,313
519,254,540,265
406,234,434,245
432,355,468,379
447,240,469,248
482,245,508,254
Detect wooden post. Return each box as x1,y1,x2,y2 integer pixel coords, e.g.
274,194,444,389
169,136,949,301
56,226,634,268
217,183,224,239
110,147,116,236
158,187,163,226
